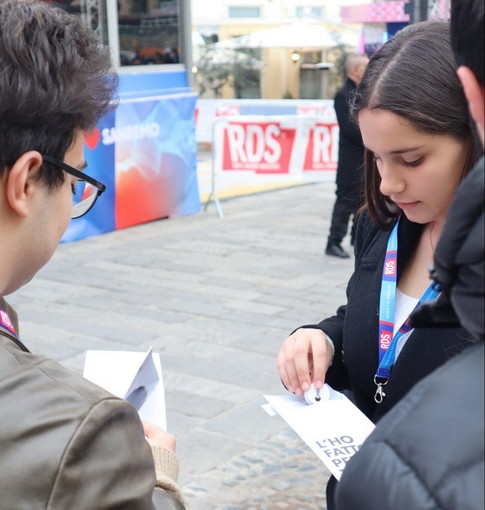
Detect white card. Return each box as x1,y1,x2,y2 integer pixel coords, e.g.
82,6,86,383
264,385,375,480
83,348,167,430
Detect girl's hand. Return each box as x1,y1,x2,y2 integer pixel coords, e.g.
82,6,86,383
277,328,333,396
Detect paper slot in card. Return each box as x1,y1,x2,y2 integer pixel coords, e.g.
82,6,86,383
264,385,375,480
83,347,167,430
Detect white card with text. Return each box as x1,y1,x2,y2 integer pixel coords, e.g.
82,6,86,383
264,385,375,480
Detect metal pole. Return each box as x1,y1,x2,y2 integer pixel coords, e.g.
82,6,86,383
406,0,429,23
420,0,429,21
204,118,224,218
181,0,194,88
106,0,120,69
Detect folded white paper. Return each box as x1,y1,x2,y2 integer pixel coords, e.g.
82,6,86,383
83,348,167,430
264,385,375,480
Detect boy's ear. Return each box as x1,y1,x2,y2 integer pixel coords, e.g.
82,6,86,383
5,151,44,218
457,66,485,144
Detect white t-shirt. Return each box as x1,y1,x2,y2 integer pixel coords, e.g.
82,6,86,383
394,288,420,359
324,289,420,362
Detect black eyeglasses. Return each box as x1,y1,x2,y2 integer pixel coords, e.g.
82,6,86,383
42,155,106,219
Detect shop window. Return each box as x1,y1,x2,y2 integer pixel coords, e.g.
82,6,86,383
228,6,261,18
40,1,109,46
296,7,324,19
118,0,182,66
301,50,323,64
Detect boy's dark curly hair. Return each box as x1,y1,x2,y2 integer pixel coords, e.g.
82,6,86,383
0,0,118,187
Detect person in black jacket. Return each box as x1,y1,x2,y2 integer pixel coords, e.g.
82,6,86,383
335,1,484,508
277,20,481,509
325,53,368,258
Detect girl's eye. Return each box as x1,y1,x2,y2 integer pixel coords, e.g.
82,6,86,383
403,157,424,167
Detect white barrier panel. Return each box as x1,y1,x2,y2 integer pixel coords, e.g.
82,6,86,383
196,99,336,143
206,115,338,217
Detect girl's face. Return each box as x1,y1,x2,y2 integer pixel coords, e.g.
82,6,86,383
358,108,468,225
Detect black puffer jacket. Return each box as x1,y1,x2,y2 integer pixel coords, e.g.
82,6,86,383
335,157,485,510
335,341,484,510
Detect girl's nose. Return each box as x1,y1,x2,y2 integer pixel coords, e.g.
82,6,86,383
379,165,405,197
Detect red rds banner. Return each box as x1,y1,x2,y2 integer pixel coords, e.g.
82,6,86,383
221,121,296,173
302,123,339,172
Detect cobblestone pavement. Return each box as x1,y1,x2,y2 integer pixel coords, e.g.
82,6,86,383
182,428,329,510
9,181,354,509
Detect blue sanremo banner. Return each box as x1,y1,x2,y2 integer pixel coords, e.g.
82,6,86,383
62,110,116,242
63,92,200,242
114,92,200,229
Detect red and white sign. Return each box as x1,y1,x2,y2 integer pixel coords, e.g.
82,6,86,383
216,104,241,117
196,99,337,143
303,123,339,172
296,104,335,120
214,115,339,180
222,121,296,173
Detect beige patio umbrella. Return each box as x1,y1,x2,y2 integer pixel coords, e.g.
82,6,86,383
215,21,360,50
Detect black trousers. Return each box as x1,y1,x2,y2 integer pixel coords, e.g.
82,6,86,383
326,475,338,510
327,185,363,247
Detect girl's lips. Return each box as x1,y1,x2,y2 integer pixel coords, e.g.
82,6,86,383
395,201,420,210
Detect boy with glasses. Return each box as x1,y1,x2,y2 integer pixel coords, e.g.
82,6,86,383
0,1,184,508
41,155,107,219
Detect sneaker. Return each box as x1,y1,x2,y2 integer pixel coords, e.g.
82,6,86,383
325,244,350,259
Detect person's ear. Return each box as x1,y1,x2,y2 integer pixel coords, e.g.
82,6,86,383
5,151,43,218
457,66,485,144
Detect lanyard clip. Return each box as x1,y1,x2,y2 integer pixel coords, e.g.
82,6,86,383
374,376,388,404
374,384,385,403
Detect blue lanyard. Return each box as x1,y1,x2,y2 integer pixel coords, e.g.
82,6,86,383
374,220,440,403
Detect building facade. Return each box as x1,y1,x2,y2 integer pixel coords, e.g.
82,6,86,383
341,0,450,55
192,0,369,100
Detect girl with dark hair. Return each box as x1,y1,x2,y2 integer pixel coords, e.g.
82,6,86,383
277,20,480,508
